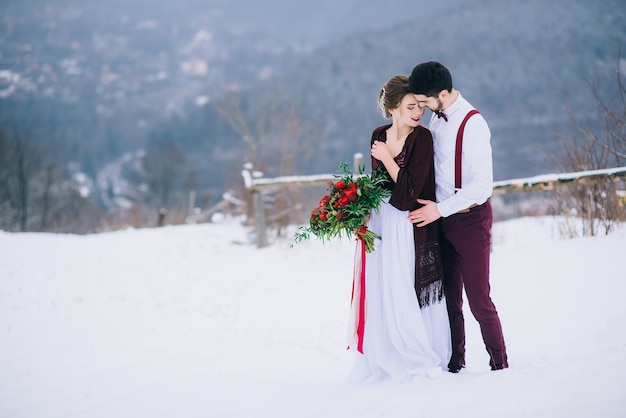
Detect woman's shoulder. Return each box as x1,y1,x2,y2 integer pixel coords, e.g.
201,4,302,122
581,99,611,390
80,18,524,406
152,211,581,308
407,125,433,142
372,124,391,135
415,125,432,136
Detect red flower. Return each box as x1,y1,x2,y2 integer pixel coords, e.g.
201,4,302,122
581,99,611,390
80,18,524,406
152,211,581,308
335,196,349,208
344,186,357,202
293,163,391,253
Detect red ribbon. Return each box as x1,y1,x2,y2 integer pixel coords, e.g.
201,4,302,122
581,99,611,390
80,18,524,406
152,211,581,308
357,237,366,353
350,236,367,354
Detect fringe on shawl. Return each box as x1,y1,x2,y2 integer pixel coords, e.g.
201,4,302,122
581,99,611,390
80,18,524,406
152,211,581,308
414,240,445,308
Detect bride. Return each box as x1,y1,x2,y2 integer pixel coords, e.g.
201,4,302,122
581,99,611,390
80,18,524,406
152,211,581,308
348,75,451,384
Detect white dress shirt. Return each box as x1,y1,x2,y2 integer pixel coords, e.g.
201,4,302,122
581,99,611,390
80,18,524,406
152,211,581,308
428,92,493,218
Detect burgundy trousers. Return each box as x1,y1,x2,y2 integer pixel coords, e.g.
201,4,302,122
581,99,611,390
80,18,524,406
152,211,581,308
439,200,508,370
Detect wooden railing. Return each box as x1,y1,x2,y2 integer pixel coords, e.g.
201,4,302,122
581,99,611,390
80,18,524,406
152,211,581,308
492,166,626,194
242,156,626,248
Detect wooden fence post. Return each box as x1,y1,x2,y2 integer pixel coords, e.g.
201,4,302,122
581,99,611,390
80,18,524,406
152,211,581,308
188,190,196,218
353,152,364,172
242,163,268,248
253,190,267,248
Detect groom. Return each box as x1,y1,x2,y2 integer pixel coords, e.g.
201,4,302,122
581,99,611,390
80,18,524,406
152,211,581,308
407,61,508,372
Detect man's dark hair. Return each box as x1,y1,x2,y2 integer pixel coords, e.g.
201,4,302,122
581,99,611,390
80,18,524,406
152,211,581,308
408,61,453,97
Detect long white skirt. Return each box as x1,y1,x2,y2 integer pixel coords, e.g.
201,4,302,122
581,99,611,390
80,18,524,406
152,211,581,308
348,199,451,385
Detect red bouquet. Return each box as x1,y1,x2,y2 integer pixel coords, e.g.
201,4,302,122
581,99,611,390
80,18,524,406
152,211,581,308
294,163,391,252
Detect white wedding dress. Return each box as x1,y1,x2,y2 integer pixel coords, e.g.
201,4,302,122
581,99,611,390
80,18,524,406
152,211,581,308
348,198,451,385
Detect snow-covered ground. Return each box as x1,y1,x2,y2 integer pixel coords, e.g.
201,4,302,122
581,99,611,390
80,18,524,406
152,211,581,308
1,216,625,418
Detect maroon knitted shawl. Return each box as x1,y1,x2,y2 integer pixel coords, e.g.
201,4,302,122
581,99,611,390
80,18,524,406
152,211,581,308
371,124,445,307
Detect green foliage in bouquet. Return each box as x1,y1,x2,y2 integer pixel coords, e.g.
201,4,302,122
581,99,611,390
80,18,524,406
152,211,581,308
293,163,392,252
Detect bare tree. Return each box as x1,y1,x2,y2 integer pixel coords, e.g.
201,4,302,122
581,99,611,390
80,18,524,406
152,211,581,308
0,119,42,231
211,88,327,240
549,56,626,237
0,129,10,224
212,90,278,173
264,103,323,236
593,60,626,163
142,137,187,225
0,115,88,232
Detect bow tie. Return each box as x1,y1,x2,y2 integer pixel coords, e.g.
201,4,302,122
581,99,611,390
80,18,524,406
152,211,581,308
435,110,448,122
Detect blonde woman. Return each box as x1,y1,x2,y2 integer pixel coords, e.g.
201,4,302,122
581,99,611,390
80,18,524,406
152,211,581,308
348,75,451,384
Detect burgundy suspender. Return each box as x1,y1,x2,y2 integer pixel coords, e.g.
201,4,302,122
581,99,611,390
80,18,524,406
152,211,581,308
455,110,480,191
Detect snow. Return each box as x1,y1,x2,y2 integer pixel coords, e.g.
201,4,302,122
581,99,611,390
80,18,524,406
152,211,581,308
1,216,625,418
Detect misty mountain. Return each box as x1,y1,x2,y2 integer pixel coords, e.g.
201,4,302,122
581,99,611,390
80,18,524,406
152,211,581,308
0,0,461,182
1,0,624,223
262,0,626,179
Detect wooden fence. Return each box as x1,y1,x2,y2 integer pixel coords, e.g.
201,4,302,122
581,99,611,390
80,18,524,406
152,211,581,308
241,155,626,248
